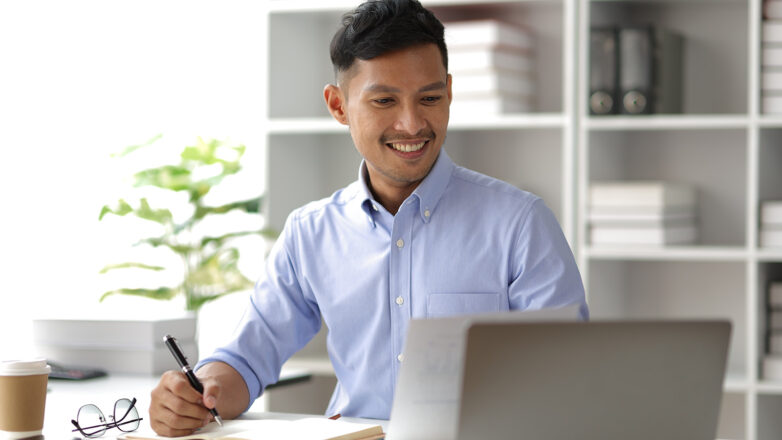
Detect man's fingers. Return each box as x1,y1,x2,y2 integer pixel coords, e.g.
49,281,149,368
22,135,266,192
149,370,212,437
201,377,222,410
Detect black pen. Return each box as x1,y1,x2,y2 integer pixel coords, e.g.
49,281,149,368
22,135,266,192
163,334,224,427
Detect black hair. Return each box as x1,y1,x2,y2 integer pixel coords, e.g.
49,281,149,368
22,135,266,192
329,0,448,79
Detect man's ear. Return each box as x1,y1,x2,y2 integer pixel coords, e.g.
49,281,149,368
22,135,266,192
324,84,349,126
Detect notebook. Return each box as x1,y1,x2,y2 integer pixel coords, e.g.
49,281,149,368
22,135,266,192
387,316,730,440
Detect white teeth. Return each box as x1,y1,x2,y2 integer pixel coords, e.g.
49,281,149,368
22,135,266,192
390,141,425,152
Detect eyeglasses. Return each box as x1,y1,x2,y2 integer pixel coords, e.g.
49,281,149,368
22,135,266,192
71,397,143,438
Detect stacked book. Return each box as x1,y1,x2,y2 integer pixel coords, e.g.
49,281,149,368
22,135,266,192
32,316,197,375
763,282,782,380
444,19,536,115
760,200,782,247
589,181,698,246
763,0,782,114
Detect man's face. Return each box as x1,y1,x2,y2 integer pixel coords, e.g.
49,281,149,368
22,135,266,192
326,44,451,197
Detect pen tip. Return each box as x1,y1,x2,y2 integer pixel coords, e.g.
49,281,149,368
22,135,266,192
215,415,224,427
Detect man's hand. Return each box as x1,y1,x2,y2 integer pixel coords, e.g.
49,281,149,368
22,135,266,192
149,370,220,437
149,361,249,437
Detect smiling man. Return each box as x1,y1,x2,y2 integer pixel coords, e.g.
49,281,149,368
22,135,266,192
148,0,587,436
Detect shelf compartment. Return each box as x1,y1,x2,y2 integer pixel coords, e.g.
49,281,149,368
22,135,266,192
429,1,566,113
717,392,747,440
587,260,747,380
269,2,569,117
757,394,782,440
758,129,782,205
587,129,748,246
588,0,748,114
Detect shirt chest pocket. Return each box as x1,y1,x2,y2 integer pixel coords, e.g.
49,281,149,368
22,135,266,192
426,292,503,318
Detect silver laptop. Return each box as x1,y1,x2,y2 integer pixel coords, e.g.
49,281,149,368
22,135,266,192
388,315,730,440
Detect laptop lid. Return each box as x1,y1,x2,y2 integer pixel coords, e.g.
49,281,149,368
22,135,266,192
386,306,581,440
456,320,731,440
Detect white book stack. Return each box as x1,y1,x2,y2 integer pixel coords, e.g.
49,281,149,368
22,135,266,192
763,1,782,114
32,316,197,375
764,282,782,380
588,181,698,246
444,19,536,116
760,200,782,247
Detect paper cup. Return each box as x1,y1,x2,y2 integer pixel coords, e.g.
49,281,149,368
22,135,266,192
0,359,51,439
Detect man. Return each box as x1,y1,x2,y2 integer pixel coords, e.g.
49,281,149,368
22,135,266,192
149,0,587,436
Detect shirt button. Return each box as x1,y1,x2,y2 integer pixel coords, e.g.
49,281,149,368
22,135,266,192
372,204,379,211
424,209,430,218
396,239,404,248
395,296,404,305
397,354,404,362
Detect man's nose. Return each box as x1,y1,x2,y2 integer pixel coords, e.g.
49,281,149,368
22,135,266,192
394,103,427,135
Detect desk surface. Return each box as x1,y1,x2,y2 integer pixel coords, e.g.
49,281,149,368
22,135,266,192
44,372,385,439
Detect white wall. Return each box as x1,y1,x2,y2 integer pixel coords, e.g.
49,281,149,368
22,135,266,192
0,1,267,358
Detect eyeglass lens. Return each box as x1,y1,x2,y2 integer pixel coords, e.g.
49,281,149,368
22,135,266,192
76,404,108,438
114,398,141,432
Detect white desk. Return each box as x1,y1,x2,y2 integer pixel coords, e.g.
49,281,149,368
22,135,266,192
43,372,382,439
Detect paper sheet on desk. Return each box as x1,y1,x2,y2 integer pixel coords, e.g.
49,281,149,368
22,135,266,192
120,418,384,440
386,306,580,440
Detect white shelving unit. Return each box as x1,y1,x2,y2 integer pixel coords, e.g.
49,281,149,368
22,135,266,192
260,0,782,437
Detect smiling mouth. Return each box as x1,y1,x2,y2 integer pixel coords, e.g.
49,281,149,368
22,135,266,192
387,141,427,153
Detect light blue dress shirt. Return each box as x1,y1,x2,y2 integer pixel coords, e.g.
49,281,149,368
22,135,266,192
197,149,588,420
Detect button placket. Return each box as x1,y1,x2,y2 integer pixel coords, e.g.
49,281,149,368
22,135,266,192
389,201,414,376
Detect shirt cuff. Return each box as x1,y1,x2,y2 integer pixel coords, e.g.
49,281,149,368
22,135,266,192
196,351,262,413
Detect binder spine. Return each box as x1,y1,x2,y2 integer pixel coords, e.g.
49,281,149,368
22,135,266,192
619,26,654,114
589,27,619,115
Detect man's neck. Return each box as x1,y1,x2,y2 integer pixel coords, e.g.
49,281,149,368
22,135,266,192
371,185,417,216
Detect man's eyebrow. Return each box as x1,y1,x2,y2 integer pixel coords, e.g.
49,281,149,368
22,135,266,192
418,81,447,92
363,81,447,94
363,84,401,93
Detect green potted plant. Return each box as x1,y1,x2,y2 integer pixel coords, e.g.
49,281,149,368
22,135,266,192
98,135,277,312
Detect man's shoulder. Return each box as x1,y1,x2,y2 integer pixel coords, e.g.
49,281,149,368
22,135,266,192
289,180,362,224
448,165,541,209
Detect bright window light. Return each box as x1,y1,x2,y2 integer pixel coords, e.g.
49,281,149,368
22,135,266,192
0,1,267,358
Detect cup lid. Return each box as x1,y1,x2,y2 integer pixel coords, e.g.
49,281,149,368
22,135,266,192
0,359,51,376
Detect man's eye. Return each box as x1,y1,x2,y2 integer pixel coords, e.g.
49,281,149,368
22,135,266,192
422,96,442,104
374,98,393,105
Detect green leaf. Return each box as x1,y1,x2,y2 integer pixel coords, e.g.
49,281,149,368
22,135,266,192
99,286,180,302
98,199,133,220
99,262,166,274
193,197,261,221
139,237,195,255
135,198,173,225
133,165,192,191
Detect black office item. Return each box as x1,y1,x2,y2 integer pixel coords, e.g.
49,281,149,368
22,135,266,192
163,334,224,427
619,26,683,114
48,361,107,381
589,27,619,115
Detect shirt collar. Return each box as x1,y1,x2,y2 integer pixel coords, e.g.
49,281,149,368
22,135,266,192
355,149,455,226
354,148,455,224
409,149,453,223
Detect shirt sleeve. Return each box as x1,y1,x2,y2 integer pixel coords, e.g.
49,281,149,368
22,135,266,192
195,212,322,412
508,198,589,320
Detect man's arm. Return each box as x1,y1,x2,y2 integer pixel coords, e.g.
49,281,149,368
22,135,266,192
149,361,249,437
509,198,589,319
